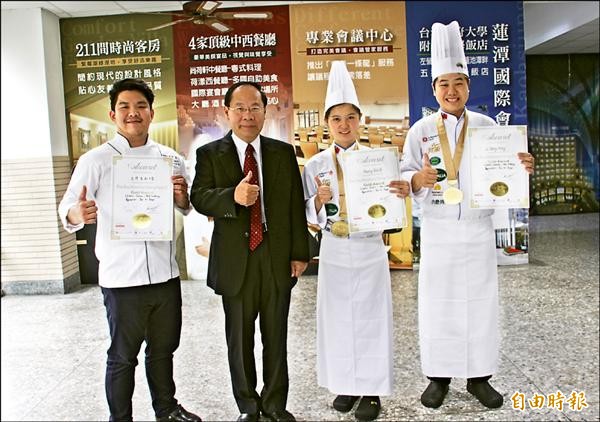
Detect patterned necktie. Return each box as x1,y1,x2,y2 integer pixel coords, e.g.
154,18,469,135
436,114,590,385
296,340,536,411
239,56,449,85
243,144,263,251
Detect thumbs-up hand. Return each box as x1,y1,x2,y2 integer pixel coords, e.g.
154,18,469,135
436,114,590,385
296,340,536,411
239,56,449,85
413,153,439,191
68,185,97,225
234,170,260,206
422,153,432,168
78,185,88,202
314,175,332,211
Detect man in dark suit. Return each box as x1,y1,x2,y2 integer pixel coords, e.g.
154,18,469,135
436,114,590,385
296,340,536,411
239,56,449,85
190,82,309,422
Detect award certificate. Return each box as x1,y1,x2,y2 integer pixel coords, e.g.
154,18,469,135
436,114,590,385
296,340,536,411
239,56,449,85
111,156,174,241
468,125,529,209
340,147,407,233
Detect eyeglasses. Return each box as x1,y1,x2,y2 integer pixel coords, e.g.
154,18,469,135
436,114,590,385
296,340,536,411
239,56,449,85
228,106,264,115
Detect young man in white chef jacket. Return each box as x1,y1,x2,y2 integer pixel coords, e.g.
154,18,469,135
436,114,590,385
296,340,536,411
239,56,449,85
400,21,534,410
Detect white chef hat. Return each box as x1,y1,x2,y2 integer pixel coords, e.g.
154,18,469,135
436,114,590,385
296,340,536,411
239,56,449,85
324,60,361,115
430,20,468,81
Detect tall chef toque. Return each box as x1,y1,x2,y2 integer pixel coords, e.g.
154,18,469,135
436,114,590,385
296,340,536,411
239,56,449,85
430,20,469,81
324,60,361,115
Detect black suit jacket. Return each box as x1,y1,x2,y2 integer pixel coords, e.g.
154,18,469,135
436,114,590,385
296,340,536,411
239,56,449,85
190,132,309,296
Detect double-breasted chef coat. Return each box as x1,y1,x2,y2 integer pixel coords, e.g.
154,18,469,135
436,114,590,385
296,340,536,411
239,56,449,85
401,109,500,378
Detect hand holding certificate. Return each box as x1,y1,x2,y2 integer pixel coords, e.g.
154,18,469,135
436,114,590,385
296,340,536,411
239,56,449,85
468,125,530,209
340,147,407,233
111,156,174,241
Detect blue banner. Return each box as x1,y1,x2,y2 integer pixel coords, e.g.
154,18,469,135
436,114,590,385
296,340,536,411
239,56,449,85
405,1,527,126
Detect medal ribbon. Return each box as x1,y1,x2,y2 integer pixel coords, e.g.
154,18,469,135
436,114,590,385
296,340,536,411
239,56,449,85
330,142,359,220
436,112,468,184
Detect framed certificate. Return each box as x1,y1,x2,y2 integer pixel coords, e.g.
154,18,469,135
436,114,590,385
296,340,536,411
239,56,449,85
468,125,530,209
111,156,174,241
340,147,407,233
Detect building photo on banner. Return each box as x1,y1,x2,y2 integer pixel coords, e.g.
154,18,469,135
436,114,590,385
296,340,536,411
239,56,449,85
53,0,596,281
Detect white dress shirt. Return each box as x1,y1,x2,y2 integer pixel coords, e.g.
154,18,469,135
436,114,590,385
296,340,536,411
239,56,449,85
231,133,266,223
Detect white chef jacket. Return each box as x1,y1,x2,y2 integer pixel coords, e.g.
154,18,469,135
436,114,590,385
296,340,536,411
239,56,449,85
401,109,500,378
303,143,394,395
58,134,191,288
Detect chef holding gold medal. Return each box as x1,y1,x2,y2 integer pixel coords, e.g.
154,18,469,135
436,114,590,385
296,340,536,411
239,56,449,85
302,61,409,422
400,21,535,411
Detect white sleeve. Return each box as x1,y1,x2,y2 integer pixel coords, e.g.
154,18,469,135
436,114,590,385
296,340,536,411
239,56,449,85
305,194,328,227
173,151,193,216
301,159,328,227
400,128,430,203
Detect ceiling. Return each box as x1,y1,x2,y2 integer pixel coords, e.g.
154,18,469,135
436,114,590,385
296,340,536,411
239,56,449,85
1,0,598,54
0,0,313,15
525,17,598,54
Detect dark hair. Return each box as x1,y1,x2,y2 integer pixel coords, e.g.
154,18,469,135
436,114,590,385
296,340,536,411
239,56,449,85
109,78,155,111
224,81,267,107
325,103,362,121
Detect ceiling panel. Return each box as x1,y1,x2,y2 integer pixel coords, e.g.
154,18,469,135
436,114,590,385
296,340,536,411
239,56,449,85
526,18,599,55
1,0,598,54
0,1,321,16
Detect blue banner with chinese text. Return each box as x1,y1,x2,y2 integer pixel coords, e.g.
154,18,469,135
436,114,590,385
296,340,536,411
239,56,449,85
405,1,527,126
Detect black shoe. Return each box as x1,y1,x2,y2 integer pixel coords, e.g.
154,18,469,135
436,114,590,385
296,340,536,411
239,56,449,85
355,396,380,421
420,381,449,408
156,405,202,422
467,380,504,408
262,410,296,422
237,413,259,422
332,395,360,412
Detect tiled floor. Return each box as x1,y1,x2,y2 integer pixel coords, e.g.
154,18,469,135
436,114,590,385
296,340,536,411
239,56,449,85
1,213,598,421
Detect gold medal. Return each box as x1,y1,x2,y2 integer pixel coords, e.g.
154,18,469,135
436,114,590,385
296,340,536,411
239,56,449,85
368,204,386,219
132,213,152,229
443,180,463,205
490,181,509,197
330,220,349,237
